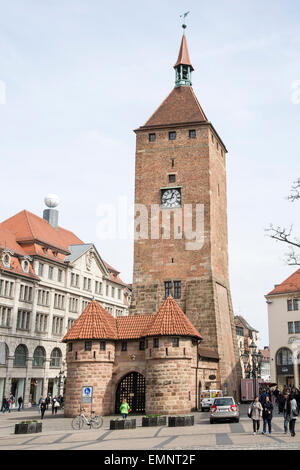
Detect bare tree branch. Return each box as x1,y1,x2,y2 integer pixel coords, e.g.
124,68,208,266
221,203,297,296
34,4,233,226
288,178,300,202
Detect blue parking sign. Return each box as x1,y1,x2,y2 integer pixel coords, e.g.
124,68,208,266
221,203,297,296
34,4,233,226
81,386,93,403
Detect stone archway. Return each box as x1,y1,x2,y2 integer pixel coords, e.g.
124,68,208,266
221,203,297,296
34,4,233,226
115,372,146,414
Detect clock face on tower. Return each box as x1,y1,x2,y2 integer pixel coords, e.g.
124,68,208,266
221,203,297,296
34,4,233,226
161,188,181,208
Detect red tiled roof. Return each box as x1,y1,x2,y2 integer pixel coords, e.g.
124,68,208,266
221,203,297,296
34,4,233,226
145,297,202,339
62,301,118,341
267,269,300,295
63,297,202,342
198,346,219,360
1,210,82,253
174,34,194,71
140,86,208,129
116,315,153,340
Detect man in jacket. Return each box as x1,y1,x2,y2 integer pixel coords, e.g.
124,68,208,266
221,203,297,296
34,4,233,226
282,392,290,434
288,394,298,437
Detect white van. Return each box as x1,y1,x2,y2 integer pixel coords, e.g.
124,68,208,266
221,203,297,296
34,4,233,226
200,390,223,411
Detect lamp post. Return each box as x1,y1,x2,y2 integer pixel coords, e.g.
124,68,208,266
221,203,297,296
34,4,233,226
249,341,262,398
55,369,65,397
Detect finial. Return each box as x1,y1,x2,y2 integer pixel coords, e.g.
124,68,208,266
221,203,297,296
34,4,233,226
180,11,190,31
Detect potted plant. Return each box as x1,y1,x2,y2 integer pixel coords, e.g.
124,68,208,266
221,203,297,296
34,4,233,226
168,415,194,427
15,420,42,434
110,418,136,430
142,415,167,427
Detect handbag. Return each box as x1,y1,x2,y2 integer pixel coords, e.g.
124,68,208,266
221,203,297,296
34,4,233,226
248,403,253,419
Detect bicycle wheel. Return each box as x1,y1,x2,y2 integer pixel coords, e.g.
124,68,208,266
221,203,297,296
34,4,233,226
72,415,84,430
91,415,103,429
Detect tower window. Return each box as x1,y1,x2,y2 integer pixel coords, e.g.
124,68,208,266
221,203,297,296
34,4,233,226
139,341,145,351
85,341,92,351
168,174,176,183
100,341,106,351
165,281,172,298
169,131,176,141
172,338,179,347
149,133,156,142
154,338,159,348
121,342,127,351
174,281,181,299
171,159,175,168
189,130,196,139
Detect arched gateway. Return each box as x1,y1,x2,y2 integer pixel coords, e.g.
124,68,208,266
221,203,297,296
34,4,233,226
115,372,145,414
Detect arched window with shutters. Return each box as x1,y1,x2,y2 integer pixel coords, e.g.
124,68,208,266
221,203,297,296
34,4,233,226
50,347,62,368
14,344,28,367
32,346,46,367
276,348,293,366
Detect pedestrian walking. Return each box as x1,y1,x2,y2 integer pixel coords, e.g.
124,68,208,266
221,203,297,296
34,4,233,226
38,396,43,413
54,398,60,414
17,396,23,411
260,389,267,406
1,397,7,413
262,396,273,434
40,399,47,420
282,392,290,434
120,399,131,419
251,396,263,435
288,394,298,437
45,395,50,410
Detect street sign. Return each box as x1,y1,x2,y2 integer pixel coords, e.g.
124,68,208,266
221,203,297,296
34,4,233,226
81,386,93,404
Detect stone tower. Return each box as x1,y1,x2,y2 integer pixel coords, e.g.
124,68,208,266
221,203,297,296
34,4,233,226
63,301,117,417
130,28,242,396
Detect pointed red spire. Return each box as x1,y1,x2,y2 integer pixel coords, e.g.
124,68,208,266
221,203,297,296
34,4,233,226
174,34,194,71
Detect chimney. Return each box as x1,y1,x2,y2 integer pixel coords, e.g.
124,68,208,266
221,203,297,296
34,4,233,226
43,194,60,230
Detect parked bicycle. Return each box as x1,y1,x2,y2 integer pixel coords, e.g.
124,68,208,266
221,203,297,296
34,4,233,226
71,409,103,430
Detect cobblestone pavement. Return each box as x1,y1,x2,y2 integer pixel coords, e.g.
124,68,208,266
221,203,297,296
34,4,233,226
0,405,299,450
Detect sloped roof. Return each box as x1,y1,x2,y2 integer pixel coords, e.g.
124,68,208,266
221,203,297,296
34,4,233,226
140,86,208,129
174,34,194,70
234,315,258,333
63,300,118,341
63,297,203,342
145,297,202,339
1,210,82,253
267,269,300,295
198,346,219,360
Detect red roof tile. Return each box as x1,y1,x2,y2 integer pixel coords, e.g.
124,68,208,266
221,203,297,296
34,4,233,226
63,298,203,342
62,301,118,341
145,297,202,339
140,86,208,129
267,269,300,295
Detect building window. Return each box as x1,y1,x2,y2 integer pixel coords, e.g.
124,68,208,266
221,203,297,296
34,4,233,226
85,341,92,351
172,338,179,347
58,269,63,282
139,341,145,351
288,322,294,334
149,133,156,142
0,306,11,327
276,348,293,366
16,310,30,331
106,285,109,296
100,341,106,351
287,300,293,311
295,321,300,333
2,253,11,268
174,281,181,299
14,344,28,367
68,343,73,352
54,293,65,310
48,266,54,280
236,326,244,336
52,316,63,335
118,289,121,300
154,338,159,348
168,174,176,183
164,281,172,298
189,129,196,139
50,348,62,367
121,342,127,352
111,287,115,298
0,280,14,298
19,285,33,302
35,313,48,333
32,347,45,367
169,131,176,141
293,299,299,311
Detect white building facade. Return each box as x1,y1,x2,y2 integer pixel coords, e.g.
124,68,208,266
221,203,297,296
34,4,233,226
266,269,300,390
0,202,130,408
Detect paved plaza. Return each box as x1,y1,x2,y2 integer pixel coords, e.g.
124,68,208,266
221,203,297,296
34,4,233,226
0,405,299,450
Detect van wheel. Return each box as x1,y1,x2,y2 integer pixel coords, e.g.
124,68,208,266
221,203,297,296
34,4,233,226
234,418,239,423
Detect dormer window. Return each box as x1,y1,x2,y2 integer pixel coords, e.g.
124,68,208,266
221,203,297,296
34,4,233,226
22,260,30,273
2,253,11,268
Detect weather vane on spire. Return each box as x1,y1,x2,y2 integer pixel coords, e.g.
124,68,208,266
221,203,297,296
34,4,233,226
180,11,190,30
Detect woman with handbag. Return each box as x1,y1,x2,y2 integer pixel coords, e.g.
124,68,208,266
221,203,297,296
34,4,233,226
288,394,298,437
251,396,263,435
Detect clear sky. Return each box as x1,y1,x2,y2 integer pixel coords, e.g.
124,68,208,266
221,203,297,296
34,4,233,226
1,0,299,347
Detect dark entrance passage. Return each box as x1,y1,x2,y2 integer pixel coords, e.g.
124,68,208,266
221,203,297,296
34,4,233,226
115,372,146,414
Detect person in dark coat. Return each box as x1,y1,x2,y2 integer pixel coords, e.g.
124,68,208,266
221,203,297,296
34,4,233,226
282,392,290,433
262,396,273,434
1,397,7,413
45,395,50,410
17,396,23,411
40,399,47,420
